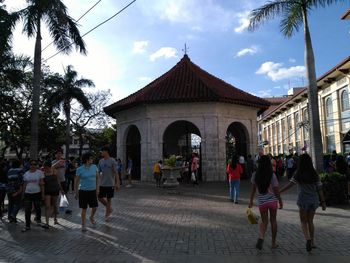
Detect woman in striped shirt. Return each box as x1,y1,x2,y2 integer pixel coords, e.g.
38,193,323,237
249,155,283,250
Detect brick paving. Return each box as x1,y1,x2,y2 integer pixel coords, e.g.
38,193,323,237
1,177,350,263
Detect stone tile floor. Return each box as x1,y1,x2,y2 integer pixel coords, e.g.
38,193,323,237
1,177,349,262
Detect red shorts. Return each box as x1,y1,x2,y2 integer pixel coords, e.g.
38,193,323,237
258,201,278,213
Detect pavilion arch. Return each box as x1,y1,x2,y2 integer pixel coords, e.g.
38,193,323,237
124,125,141,180
162,120,201,158
226,122,249,160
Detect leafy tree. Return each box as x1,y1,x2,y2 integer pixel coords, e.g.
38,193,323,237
249,0,345,172
87,126,117,159
17,0,87,159
0,0,19,57
70,90,112,159
46,65,93,160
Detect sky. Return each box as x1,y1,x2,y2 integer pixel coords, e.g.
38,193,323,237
4,0,350,103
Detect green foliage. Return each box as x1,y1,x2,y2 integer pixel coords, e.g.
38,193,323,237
320,172,348,205
164,155,177,167
87,126,116,159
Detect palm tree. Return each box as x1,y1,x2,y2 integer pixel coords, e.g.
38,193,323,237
249,0,345,172
18,0,87,159
46,65,93,160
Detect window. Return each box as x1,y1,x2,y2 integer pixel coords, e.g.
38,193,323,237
303,108,309,140
325,96,333,117
327,135,335,153
341,89,349,112
287,116,293,137
295,113,301,141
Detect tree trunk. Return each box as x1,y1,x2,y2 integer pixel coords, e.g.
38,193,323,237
29,19,42,160
78,131,84,159
302,7,323,172
65,101,71,160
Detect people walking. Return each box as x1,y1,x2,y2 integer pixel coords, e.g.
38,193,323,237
42,160,63,229
249,155,283,250
0,159,7,219
116,158,123,185
22,160,45,232
126,157,133,187
75,152,99,232
6,160,24,223
280,153,326,252
153,160,163,187
52,149,72,214
191,153,199,186
66,157,77,193
226,156,242,203
98,147,120,221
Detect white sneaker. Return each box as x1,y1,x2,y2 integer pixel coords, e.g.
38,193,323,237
126,184,132,188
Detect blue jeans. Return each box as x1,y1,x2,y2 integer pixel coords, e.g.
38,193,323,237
229,179,240,202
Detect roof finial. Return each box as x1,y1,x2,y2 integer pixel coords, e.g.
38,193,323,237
182,43,189,56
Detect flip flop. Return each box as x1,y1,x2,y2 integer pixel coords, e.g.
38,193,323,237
271,244,279,249
90,217,96,225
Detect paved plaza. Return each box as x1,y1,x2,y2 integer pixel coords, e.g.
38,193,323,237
1,178,350,263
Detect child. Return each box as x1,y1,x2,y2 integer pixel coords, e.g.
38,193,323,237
280,153,326,252
153,160,162,188
226,156,242,203
249,155,283,250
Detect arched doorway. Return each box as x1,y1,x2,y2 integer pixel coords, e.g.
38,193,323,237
226,122,249,162
125,125,141,180
163,120,202,180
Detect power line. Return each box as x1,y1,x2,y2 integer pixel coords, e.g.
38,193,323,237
42,0,103,53
43,0,137,63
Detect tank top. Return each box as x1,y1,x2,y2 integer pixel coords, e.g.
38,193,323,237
44,173,60,193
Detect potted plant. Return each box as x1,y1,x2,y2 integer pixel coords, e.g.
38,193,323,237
162,155,181,188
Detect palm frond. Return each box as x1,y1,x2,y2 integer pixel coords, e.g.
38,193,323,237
67,18,87,55
280,4,303,37
20,5,38,37
70,88,92,111
249,0,293,31
75,79,95,88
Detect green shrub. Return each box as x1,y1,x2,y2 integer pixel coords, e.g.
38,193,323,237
320,172,348,205
164,155,177,167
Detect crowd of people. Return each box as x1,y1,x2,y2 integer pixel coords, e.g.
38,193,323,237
226,150,350,252
0,147,133,232
1,148,350,251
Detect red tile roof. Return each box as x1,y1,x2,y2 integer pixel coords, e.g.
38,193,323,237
104,55,270,115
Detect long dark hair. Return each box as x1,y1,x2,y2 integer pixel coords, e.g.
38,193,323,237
255,155,273,194
230,156,238,170
294,154,319,184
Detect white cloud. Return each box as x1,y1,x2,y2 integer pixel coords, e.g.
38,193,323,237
235,45,259,58
138,76,152,82
139,0,236,31
133,41,149,54
289,58,296,63
256,61,306,82
253,89,273,98
234,11,250,33
149,47,177,62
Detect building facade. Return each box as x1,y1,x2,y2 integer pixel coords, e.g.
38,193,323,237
258,57,350,155
105,55,269,181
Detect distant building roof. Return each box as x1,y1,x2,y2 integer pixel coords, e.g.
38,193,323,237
104,55,270,115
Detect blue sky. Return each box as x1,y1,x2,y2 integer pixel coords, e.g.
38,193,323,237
4,0,350,102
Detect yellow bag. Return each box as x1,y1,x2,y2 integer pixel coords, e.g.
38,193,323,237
246,208,259,224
